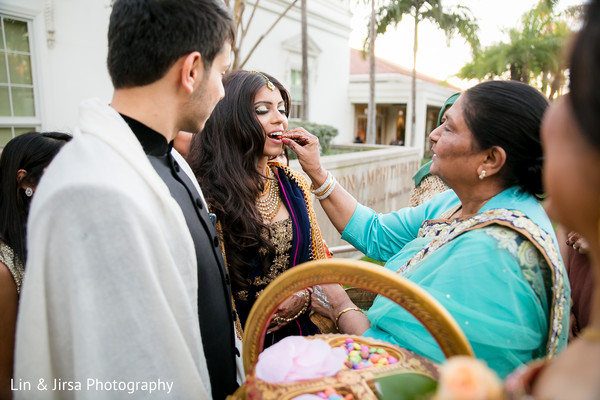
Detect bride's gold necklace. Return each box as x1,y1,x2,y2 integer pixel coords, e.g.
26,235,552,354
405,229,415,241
256,166,281,222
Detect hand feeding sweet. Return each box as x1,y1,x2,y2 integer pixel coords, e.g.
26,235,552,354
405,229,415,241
282,128,312,148
282,129,333,198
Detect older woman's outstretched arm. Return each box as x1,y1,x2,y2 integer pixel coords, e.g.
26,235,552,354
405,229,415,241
283,128,358,234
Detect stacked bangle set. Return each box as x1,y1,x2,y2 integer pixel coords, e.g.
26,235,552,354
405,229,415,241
311,171,337,200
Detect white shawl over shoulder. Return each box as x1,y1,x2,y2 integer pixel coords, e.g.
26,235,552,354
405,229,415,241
14,99,211,399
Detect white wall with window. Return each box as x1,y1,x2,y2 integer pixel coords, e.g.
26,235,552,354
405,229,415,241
288,68,303,119
280,33,321,121
0,0,113,147
0,13,39,146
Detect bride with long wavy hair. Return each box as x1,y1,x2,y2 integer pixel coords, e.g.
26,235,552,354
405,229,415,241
187,70,330,349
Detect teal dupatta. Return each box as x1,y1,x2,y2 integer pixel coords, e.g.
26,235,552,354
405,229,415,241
400,208,568,359
342,187,570,378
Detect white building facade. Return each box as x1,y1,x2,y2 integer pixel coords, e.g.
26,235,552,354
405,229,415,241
0,0,459,156
348,48,461,157
0,0,353,147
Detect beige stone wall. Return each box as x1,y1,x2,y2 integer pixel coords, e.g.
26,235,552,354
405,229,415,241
289,144,421,256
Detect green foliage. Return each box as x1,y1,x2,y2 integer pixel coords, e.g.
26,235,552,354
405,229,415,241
287,120,338,155
374,372,438,400
458,1,581,99
373,0,480,53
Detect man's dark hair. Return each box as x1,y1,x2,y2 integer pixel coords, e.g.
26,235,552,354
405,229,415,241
107,0,234,89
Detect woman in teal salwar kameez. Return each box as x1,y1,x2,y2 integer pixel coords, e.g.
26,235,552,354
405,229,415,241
342,186,566,378
283,80,570,379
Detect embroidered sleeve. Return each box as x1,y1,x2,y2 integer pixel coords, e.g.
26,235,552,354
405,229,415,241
0,242,24,294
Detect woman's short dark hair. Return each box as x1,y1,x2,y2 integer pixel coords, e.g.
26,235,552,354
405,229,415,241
568,0,600,150
187,70,290,292
0,131,72,263
107,0,235,89
462,80,549,199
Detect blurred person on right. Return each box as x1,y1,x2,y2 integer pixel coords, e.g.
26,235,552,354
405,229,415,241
556,226,593,340
506,1,600,397
285,79,570,379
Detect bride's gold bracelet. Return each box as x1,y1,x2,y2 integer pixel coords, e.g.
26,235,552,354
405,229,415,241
273,289,310,324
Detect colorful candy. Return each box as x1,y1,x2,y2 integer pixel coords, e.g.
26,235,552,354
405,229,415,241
339,338,398,370
295,339,399,400
314,387,354,400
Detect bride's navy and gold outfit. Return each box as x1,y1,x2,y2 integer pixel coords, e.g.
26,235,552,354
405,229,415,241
228,163,330,347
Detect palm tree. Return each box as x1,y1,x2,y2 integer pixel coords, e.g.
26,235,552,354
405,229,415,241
355,0,378,145
367,0,376,144
458,0,579,99
374,0,479,147
301,0,309,121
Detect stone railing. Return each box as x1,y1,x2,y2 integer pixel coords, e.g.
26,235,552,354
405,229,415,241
289,144,421,256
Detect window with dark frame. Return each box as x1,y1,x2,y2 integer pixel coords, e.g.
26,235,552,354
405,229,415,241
289,69,303,120
0,15,37,147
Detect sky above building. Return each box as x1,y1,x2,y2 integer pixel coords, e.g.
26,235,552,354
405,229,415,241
349,0,584,88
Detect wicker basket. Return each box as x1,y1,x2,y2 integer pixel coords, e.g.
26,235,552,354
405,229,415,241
228,259,474,400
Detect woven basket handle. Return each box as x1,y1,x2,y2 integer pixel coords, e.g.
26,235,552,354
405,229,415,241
242,258,473,372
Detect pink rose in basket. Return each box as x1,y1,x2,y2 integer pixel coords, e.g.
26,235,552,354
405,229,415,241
434,356,505,400
255,336,347,383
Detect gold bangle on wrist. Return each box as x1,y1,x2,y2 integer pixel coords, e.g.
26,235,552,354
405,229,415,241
334,306,364,331
273,289,310,324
